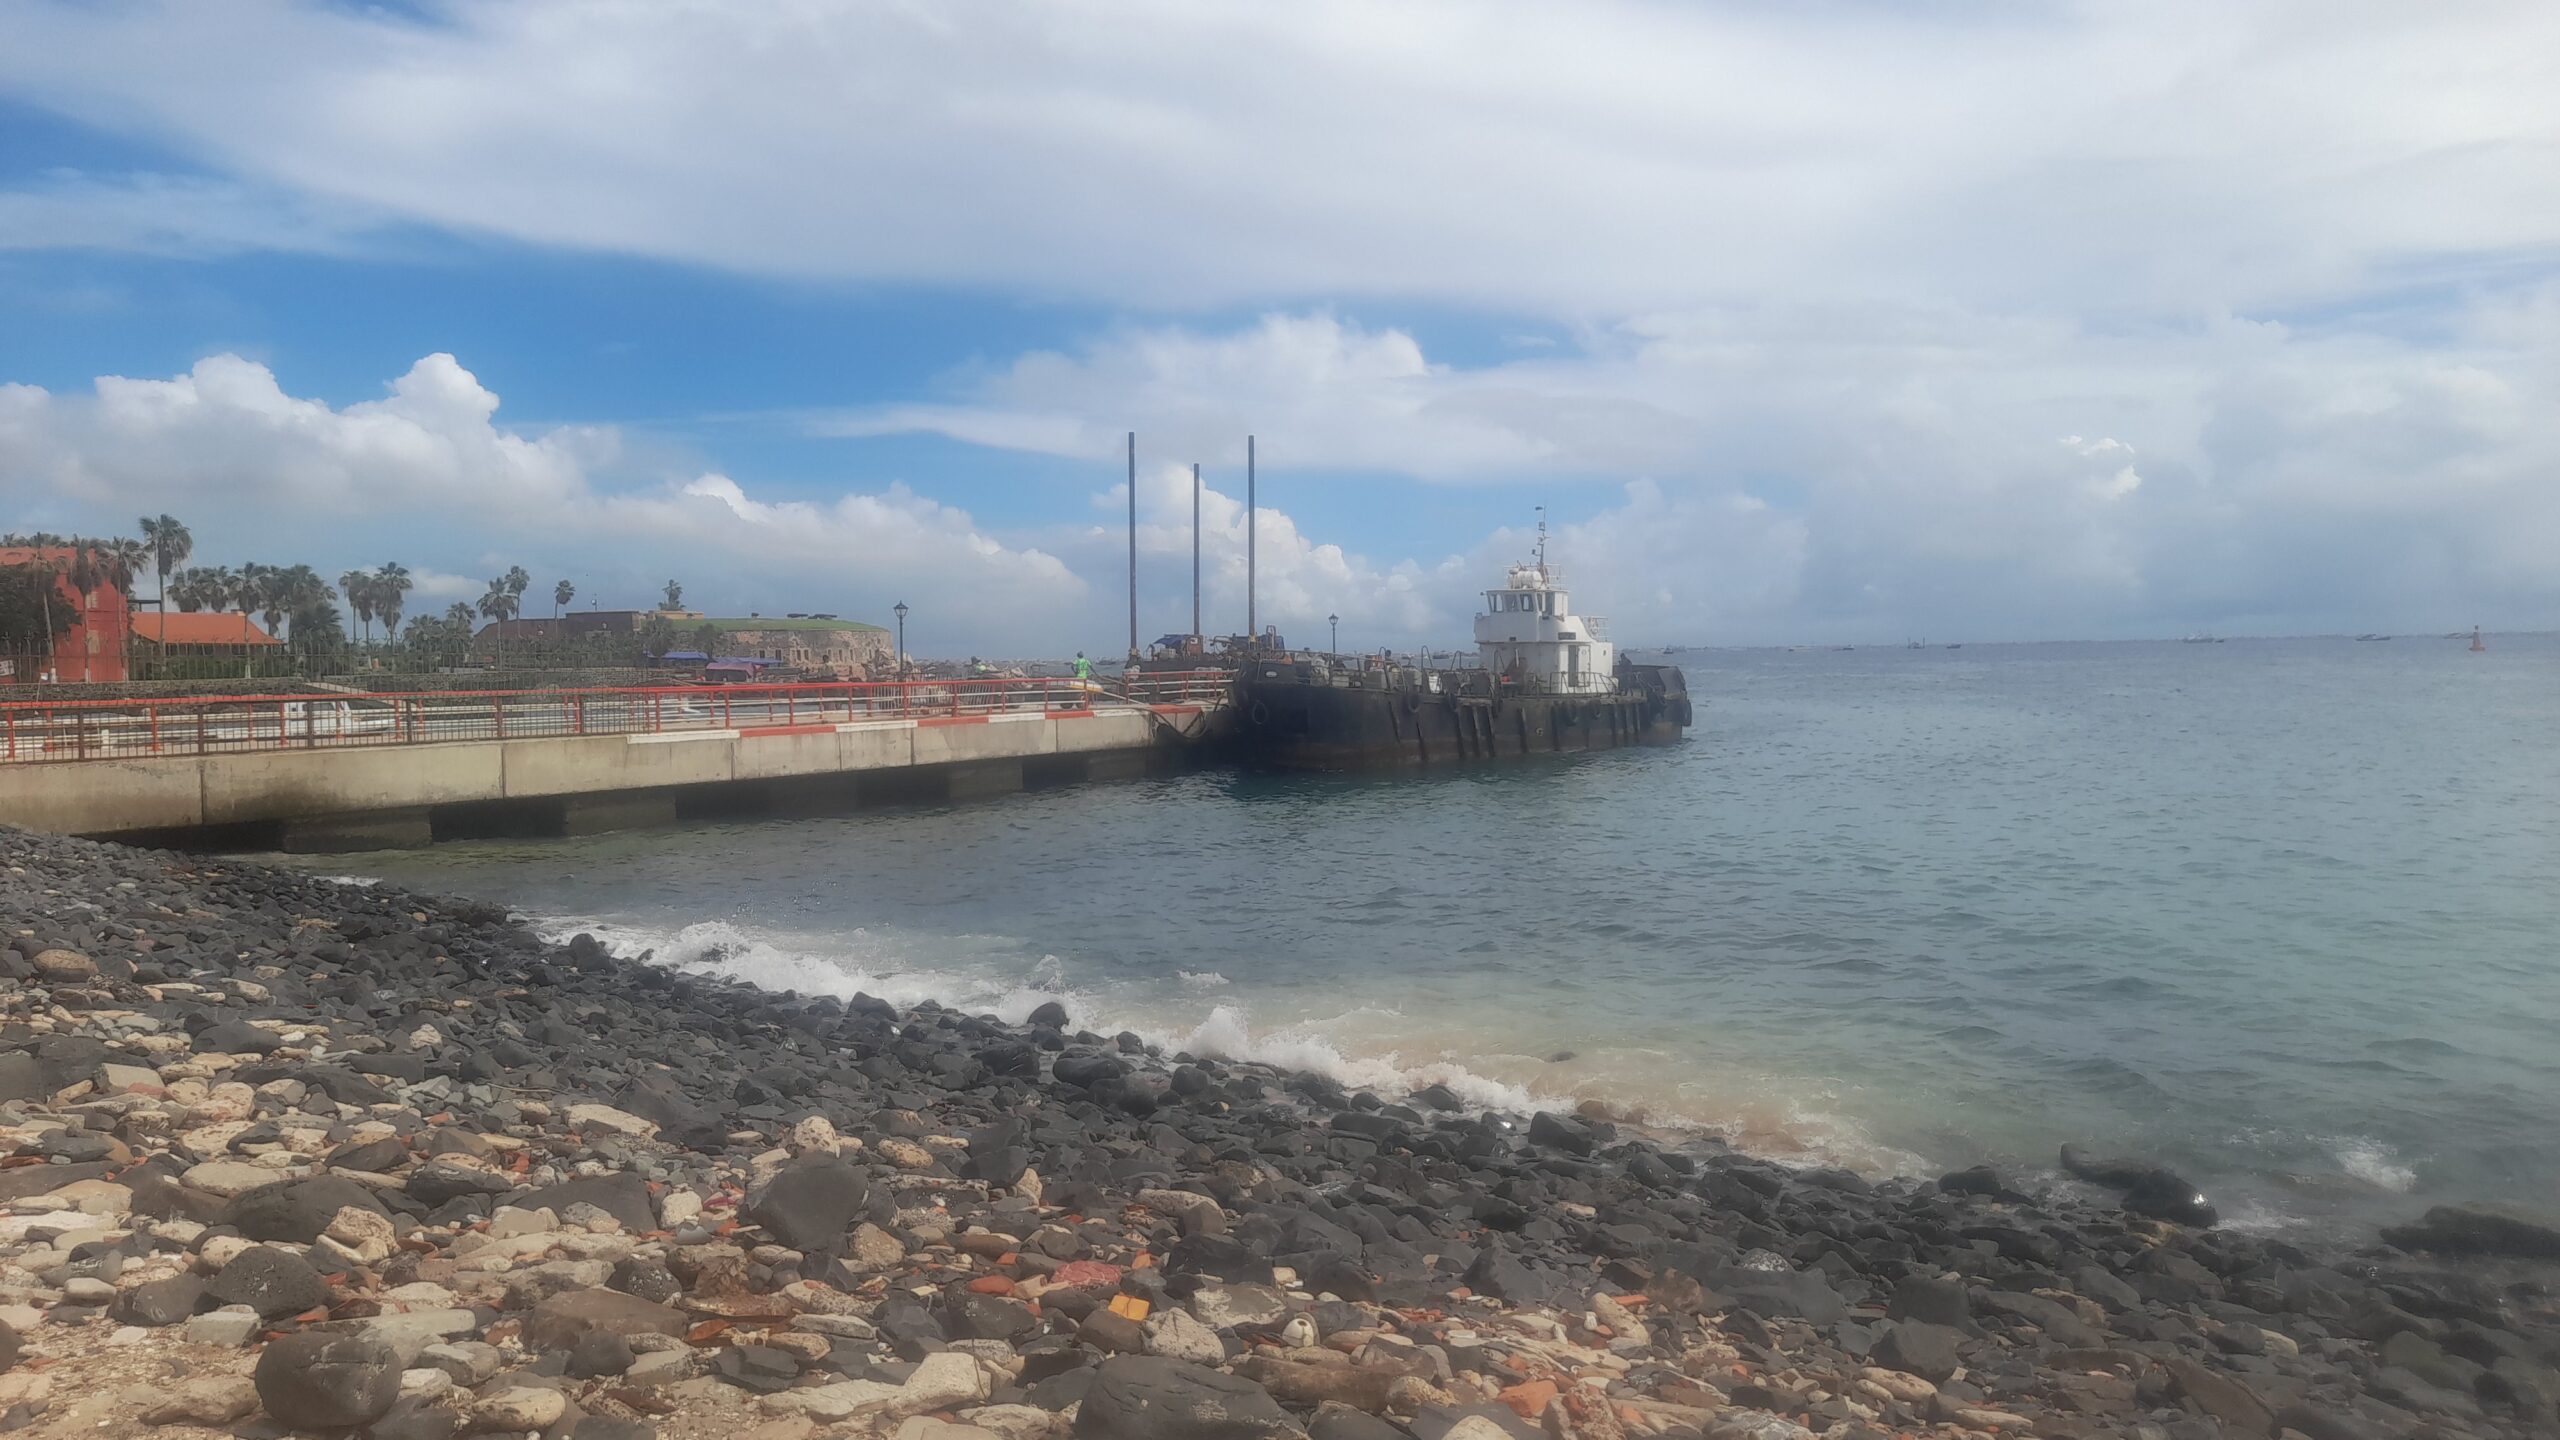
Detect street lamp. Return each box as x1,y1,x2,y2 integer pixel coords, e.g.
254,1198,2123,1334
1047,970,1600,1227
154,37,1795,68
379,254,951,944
1328,613,1339,654
893,601,908,673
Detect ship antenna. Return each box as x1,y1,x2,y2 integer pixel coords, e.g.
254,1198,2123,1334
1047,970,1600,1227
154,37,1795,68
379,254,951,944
1535,505,1547,576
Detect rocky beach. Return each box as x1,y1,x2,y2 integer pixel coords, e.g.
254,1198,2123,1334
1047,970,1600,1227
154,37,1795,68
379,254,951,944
0,825,2555,1440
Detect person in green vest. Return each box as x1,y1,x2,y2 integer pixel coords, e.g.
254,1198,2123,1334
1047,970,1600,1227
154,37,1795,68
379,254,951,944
1072,651,1091,681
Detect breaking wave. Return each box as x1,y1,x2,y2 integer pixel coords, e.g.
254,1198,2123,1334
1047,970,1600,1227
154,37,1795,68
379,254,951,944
2329,1137,2417,1193
528,912,1907,1177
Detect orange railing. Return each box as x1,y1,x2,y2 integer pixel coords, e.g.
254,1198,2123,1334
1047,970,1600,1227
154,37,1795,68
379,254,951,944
0,672,1232,764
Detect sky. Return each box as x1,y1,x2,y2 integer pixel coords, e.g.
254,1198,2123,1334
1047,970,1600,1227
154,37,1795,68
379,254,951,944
2,0,2556,655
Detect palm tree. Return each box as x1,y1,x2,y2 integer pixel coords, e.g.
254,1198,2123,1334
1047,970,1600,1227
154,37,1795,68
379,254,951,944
238,563,284,642
373,563,412,639
478,577,519,663
339,571,372,644
138,515,191,626
502,566,530,603
63,540,104,603
281,566,333,634
203,565,241,614
101,537,147,598
553,579,574,617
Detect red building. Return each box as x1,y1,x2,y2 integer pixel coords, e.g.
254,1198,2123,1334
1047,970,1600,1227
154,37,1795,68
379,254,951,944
0,546,131,683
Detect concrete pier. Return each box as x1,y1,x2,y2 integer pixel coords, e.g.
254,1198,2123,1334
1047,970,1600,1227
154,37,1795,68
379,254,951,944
1,703,1224,851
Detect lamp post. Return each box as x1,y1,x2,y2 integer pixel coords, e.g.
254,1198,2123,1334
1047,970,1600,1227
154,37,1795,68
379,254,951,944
1329,613,1339,654
893,601,908,675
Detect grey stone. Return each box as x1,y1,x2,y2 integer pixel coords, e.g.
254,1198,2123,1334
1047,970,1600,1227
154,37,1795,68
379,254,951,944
253,1331,403,1430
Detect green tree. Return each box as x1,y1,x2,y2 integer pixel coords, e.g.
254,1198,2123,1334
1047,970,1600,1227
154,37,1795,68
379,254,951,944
340,570,376,644
373,563,412,639
638,613,678,661
502,565,530,603
237,563,281,639
477,578,520,624
138,515,191,634
553,578,574,617
0,557,74,659
101,537,146,598
271,565,334,646
693,622,724,655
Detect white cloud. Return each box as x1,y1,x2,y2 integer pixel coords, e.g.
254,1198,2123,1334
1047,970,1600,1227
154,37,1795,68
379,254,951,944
2,2,2555,315
3,5,2557,643
860,297,2560,639
0,352,1087,647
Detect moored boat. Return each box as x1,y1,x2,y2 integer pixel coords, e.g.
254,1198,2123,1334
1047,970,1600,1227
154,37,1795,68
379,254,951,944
1231,529,1690,770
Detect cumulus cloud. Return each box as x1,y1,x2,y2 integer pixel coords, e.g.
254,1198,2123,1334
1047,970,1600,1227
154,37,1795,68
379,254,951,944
0,353,1087,645
2,4,2556,644
861,297,2560,640
3,2,2555,314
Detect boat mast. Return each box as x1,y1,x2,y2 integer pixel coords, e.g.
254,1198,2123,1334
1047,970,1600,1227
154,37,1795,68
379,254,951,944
1247,435,1257,647
1191,462,1201,650
1535,505,1547,579
1126,431,1138,660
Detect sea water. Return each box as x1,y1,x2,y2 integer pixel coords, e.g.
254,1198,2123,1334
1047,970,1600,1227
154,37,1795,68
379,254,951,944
338,634,2560,1238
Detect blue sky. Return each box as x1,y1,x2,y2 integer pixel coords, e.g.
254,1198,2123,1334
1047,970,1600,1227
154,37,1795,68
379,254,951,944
4,1,2557,654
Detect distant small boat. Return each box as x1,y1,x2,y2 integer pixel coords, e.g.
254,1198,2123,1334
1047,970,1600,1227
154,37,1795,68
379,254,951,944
2354,633,2391,642
2182,633,2226,644
1943,643,1962,650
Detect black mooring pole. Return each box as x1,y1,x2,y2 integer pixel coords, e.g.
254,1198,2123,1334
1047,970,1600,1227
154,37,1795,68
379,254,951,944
1190,462,1201,649
1246,435,1257,647
1136,427,1146,661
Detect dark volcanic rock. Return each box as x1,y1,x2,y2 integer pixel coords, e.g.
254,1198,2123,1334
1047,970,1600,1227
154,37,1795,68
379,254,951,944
1885,1275,1972,1329
9,826,2560,1440
1072,1355,1303,1439
253,1332,402,1430
2060,1144,2218,1227
1525,1111,1598,1156
224,1175,389,1244
207,1246,329,1319
2380,1203,2560,1260
113,1273,208,1326
519,1172,656,1233
522,1288,688,1352
1871,1319,1963,1382
743,1156,869,1255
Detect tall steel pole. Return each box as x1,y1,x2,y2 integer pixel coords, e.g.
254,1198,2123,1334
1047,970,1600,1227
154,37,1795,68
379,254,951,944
1246,435,1257,647
1126,431,1137,659
1190,462,1201,648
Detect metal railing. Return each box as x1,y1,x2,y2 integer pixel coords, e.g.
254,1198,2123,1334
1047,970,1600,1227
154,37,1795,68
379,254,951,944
0,672,1232,764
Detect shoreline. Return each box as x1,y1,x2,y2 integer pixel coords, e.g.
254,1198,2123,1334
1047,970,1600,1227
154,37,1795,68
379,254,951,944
0,827,2554,1439
349,870,2440,1246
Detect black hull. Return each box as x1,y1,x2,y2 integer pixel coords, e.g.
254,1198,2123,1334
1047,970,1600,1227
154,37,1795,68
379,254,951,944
1232,665,1692,772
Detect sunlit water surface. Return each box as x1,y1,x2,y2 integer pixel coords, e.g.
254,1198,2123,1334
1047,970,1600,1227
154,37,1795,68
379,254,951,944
328,635,2560,1238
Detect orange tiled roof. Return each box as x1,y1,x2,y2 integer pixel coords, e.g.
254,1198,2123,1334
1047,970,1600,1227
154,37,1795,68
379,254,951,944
131,612,281,646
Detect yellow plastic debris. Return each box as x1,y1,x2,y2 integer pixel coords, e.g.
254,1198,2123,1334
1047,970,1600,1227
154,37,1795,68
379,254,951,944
1107,1294,1151,1322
